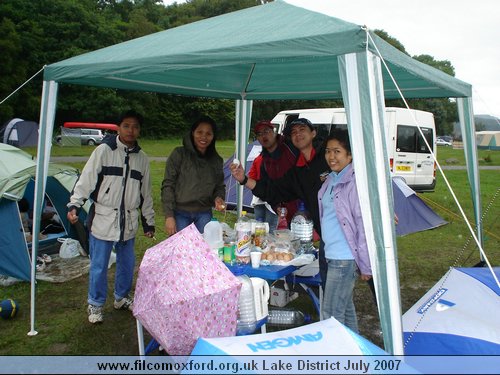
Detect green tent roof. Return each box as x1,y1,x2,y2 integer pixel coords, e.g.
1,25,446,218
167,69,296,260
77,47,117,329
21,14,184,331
0,143,79,201
44,0,471,100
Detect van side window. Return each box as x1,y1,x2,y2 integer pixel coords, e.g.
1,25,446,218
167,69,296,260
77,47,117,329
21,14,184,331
396,125,432,154
314,123,347,149
416,127,433,153
313,123,331,148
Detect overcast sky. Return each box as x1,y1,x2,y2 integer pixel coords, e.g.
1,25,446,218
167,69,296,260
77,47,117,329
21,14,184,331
163,0,500,118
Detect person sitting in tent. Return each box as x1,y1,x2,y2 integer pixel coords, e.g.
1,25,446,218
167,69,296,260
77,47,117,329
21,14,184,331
67,110,155,324
18,198,32,236
317,130,371,333
18,197,50,243
40,199,64,235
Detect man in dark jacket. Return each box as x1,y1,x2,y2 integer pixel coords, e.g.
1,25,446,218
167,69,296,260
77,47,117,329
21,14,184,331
248,120,298,231
230,118,330,284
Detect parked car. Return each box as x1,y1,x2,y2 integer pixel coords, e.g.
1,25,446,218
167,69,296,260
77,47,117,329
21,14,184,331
79,128,106,145
436,137,452,146
439,135,453,143
55,122,119,146
55,128,107,146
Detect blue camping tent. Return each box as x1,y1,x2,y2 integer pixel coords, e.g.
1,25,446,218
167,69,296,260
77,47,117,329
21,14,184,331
0,118,39,148
392,177,447,236
403,267,500,354
190,318,387,355
0,143,87,281
188,317,417,373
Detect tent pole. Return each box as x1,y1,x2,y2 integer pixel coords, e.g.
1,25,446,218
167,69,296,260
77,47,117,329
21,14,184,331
339,51,404,355
234,99,252,217
457,98,484,259
29,79,58,336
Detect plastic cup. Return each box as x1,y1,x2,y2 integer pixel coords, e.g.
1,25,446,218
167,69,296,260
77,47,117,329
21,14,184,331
250,251,262,268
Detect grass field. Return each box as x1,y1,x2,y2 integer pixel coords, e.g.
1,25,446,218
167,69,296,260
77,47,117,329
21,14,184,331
1,141,498,355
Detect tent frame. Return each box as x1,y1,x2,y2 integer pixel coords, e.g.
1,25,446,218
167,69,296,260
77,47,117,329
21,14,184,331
30,2,482,355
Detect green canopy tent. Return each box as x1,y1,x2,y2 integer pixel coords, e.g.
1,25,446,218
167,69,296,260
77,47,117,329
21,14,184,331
32,1,483,353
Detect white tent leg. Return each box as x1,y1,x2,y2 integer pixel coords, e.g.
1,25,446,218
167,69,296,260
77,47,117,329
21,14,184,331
457,97,483,255
339,52,404,355
29,80,58,336
136,320,146,356
235,99,253,216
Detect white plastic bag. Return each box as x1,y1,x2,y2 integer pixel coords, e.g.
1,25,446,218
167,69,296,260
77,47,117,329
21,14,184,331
108,250,116,269
57,238,84,258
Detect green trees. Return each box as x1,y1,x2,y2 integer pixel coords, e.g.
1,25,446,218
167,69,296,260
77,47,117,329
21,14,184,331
0,0,460,139
375,30,459,136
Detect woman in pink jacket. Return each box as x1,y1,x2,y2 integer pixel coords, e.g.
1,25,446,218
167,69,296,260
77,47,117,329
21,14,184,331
317,130,371,333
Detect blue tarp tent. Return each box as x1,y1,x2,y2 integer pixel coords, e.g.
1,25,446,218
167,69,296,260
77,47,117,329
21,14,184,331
191,318,387,355
403,267,500,354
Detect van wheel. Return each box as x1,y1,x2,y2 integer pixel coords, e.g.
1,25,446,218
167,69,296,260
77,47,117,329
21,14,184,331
87,139,96,146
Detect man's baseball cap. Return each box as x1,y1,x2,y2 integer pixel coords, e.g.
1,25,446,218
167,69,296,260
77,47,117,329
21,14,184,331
254,120,274,133
288,118,314,130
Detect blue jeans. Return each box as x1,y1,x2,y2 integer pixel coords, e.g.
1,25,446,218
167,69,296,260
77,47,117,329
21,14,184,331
321,259,359,333
174,209,212,234
253,204,278,233
88,233,135,307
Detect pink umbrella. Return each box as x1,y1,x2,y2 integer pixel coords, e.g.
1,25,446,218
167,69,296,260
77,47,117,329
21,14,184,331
133,224,241,355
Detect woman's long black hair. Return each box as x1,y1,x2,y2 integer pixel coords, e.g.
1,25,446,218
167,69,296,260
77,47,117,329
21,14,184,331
190,115,218,158
325,129,351,154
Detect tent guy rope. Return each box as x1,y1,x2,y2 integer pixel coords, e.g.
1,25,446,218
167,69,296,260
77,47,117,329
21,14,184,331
0,66,44,105
366,29,500,290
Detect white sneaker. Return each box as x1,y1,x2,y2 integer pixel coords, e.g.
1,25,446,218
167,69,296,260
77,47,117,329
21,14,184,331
114,297,133,311
87,304,104,324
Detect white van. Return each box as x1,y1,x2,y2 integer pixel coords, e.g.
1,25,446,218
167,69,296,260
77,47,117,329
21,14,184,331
271,107,436,192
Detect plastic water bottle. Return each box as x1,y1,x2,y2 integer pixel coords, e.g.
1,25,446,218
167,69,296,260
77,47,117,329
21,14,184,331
267,308,310,327
234,273,257,335
203,218,223,260
235,211,252,263
290,201,313,244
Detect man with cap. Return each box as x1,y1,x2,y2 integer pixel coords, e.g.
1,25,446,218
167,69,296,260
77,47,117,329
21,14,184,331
230,118,330,285
247,120,298,231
